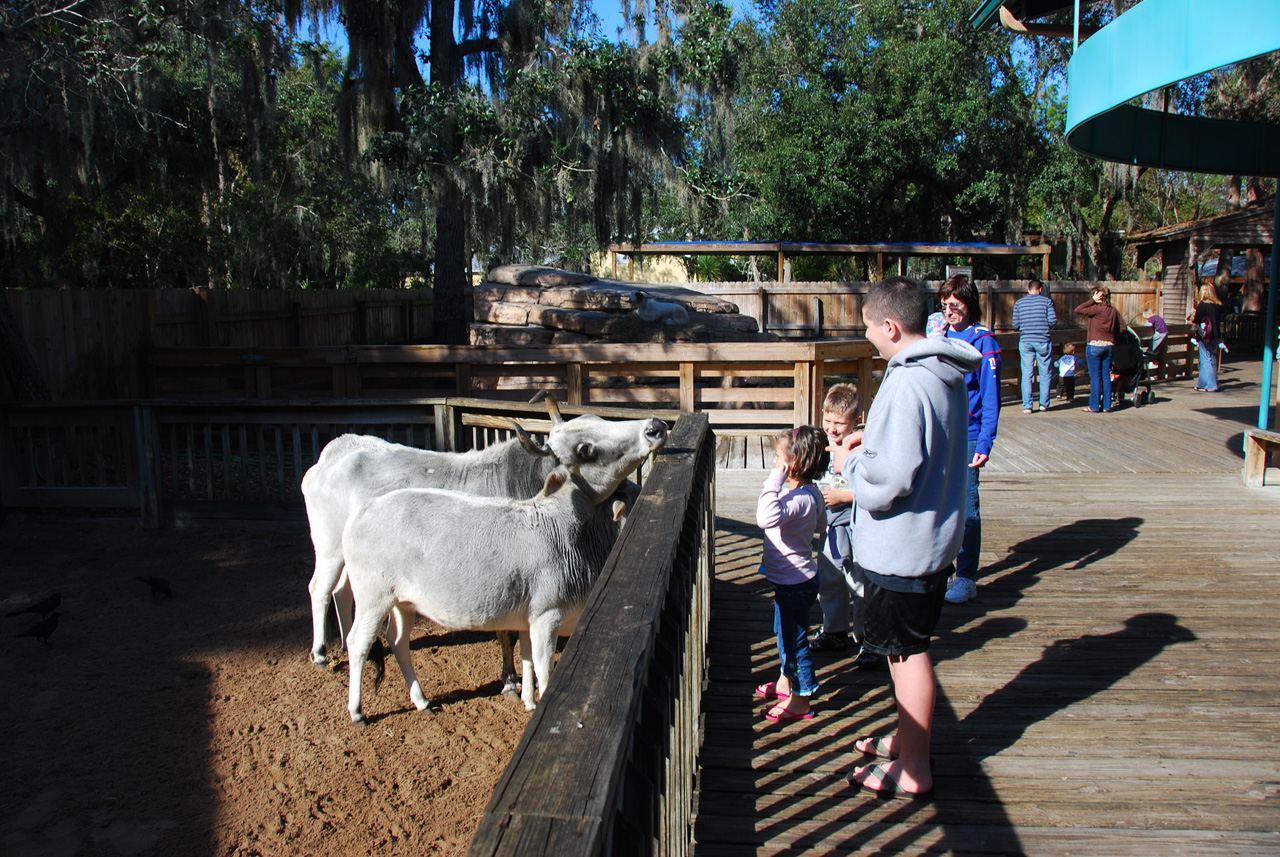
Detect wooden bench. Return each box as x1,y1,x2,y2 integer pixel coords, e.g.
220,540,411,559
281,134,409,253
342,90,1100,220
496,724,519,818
1242,427,1280,486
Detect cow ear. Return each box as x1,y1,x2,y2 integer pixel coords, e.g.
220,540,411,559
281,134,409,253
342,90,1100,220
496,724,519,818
543,469,568,496
575,441,597,462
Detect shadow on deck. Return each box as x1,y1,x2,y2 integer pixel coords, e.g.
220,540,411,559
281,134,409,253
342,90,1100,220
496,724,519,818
694,357,1280,855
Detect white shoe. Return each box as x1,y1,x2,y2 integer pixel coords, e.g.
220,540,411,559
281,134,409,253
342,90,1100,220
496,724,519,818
944,577,977,604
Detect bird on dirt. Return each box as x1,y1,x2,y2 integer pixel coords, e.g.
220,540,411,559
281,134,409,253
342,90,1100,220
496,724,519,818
6,593,61,618
135,576,173,600
15,611,63,645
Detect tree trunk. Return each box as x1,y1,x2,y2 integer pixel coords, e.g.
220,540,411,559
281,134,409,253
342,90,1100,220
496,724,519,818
0,292,52,402
1215,248,1234,303
1243,248,1267,312
434,183,469,345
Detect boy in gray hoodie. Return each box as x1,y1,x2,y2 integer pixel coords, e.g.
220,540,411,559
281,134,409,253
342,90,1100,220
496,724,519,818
833,277,980,800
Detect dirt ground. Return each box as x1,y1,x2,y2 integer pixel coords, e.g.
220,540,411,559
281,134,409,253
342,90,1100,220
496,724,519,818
0,512,531,857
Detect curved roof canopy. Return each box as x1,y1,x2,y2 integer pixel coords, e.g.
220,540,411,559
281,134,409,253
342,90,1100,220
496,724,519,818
1064,0,1280,176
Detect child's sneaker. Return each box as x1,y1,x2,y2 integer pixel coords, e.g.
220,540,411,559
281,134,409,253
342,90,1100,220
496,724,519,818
944,577,977,604
810,630,850,653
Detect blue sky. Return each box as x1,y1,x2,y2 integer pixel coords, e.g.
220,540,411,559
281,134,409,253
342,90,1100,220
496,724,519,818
300,0,754,54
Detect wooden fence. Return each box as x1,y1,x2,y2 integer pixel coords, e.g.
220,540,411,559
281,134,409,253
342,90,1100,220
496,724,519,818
1,287,433,400
468,413,714,857
685,280,1163,338
148,340,882,432
0,398,673,526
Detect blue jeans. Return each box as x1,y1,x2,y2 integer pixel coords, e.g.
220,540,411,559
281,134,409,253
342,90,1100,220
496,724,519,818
771,575,820,697
1019,339,1053,410
956,439,982,583
1197,339,1219,390
1085,344,1113,411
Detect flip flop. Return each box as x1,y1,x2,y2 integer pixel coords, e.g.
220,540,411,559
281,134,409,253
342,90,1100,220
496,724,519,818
753,682,790,701
764,704,814,722
854,735,897,759
846,762,934,801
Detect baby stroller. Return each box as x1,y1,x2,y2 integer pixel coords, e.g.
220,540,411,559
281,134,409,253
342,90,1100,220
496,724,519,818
1111,326,1154,407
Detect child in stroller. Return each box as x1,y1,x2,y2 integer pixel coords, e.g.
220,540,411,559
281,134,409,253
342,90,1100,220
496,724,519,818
1110,326,1154,407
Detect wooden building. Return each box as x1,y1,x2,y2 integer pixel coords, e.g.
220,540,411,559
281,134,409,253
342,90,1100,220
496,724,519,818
1127,204,1274,318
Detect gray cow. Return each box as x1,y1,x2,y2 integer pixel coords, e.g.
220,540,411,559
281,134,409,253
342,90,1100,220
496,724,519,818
301,399,667,665
341,463,649,722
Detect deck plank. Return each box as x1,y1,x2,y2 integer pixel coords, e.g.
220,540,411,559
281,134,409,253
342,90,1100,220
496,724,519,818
694,359,1280,855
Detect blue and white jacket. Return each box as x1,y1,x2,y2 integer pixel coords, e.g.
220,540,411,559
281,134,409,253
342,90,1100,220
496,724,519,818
945,323,1001,458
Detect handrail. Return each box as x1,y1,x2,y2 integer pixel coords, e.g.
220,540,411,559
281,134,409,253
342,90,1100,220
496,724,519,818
468,413,715,857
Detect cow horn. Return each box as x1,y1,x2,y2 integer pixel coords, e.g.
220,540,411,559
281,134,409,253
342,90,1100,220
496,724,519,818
508,419,552,456
544,396,565,426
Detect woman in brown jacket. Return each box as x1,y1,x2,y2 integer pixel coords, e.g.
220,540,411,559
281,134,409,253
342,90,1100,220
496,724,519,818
1075,286,1121,413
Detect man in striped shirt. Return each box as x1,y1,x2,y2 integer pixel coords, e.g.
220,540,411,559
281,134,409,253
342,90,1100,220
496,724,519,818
1011,280,1057,413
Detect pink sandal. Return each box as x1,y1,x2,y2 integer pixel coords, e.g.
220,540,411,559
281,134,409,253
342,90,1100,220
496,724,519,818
764,704,814,722
753,682,790,701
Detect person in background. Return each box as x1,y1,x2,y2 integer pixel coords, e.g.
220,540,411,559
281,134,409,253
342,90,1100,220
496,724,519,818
1011,279,1057,413
1055,342,1078,403
1075,286,1121,413
1189,284,1224,392
939,275,1000,605
1142,307,1169,358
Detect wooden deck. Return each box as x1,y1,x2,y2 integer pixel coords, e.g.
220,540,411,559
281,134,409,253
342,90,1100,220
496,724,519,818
694,358,1280,855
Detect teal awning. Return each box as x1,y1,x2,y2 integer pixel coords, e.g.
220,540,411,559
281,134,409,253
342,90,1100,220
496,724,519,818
1065,0,1280,176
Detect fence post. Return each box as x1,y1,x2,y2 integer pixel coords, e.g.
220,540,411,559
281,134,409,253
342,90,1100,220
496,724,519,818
679,363,696,413
567,362,584,406
135,404,160,528
435,402,464,452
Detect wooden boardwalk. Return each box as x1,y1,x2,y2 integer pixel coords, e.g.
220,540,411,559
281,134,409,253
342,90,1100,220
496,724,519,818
694,358,1280,855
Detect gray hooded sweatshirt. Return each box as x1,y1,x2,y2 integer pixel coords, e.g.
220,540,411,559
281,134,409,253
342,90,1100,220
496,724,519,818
841,336,981,580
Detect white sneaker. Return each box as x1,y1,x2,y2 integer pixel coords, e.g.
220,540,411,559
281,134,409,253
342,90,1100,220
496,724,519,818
945,577,977,604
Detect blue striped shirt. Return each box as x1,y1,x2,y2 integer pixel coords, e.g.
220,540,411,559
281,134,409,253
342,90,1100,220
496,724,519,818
1011,293,1057,343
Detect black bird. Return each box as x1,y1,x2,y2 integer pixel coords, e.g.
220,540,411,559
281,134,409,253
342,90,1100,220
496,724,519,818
136,576,173,600
6,593,61,618
15,611,62,645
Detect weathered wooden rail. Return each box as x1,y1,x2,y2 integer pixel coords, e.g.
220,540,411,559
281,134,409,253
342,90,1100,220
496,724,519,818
0,398,679,526
468,413,715,857
148,341,882,430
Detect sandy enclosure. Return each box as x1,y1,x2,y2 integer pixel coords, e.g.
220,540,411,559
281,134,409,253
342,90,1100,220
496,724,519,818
0,513,531,857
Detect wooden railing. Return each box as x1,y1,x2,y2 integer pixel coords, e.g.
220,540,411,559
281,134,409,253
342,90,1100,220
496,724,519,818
468,413,714,857
149,340,883,431
0,398,677,526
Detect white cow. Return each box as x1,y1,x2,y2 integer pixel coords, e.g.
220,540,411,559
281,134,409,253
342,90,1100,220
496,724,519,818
494,478,639,697
301,399,667,665
341,463,648,722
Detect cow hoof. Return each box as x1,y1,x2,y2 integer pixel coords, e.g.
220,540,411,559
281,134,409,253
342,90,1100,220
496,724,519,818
311,654,327,668
501,683,520,699
350,711,366,725
523,701,537,712
414,699,431,713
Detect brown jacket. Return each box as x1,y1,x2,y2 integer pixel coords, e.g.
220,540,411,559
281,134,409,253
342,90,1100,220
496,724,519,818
1075,300,1120,344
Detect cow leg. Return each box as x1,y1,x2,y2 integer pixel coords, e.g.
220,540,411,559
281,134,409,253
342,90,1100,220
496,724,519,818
497,630,520,698
528,612,563,710
307,549,345,665
518,630,536,711
345,592,394,724
387,602,429,712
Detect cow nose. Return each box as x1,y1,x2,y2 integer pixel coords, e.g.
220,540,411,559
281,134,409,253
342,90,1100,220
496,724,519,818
645,419,668,445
